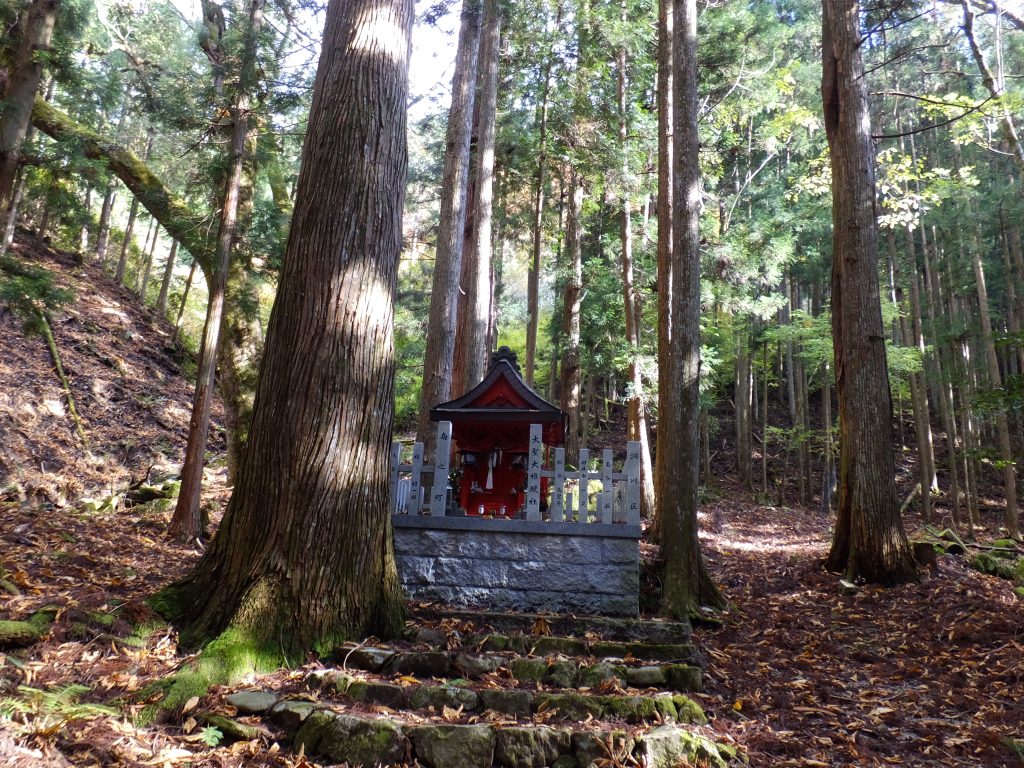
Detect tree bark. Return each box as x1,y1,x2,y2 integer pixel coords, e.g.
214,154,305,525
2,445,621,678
157,239,179,316
0,0,58,211
115,196,139,284
456,0,500,396
415,0,482,459
160,0,411,650
169,0,266,543
560,171,583,467
95,181,116,265
735,319,752,487
659,0,725,618
822,0,916,584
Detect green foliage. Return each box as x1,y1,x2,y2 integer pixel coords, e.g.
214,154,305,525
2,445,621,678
0,255,74,334
0,683,117,739
198,725,224,746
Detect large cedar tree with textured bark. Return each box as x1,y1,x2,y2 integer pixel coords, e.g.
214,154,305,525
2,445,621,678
157,0,413,652
822,0,917,585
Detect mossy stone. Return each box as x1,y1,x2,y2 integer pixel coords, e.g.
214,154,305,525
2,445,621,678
633,725,736,768
1013,586,1024,600
970,553,1017,579
534,692,604,721
269,700,316,734
599,695,659,723
413,723,495,768
546,661,579,688
532,636,586,656
671,694,707,724
574,730,635,766
664,663,703,692
1013,559,1024,586
296,711,410,766
494,726,573,768
348,681,410,709
511,658,548,683
578,662,626,688
480,688,534,717
226,690,278,714
552,756,580,768
385,651,451,678
477,634,509,652
625,666,666,688
340,646,395,672
410,684,480,712
456,652,503,677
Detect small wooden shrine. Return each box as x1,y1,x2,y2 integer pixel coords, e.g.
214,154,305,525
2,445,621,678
430,347,566,518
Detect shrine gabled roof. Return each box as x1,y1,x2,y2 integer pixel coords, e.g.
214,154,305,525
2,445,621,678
429,348,566,424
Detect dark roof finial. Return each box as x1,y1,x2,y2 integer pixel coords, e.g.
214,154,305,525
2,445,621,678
490,346,520,372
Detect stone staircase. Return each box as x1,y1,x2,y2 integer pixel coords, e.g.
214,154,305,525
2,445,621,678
216,608,743,767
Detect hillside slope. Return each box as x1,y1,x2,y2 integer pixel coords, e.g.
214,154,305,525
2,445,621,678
0,233,221,508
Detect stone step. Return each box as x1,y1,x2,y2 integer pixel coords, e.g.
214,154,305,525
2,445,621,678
309,671,706,726
409,606,691,644
402,628,703,665
338,645,703,692
262,698,741,768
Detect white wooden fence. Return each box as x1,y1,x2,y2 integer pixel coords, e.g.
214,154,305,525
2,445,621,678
390,421,641,525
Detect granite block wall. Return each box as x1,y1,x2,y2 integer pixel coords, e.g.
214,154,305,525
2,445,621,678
392,516,640,616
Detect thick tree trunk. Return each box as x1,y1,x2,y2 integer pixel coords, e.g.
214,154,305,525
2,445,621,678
169,0,266,542
659,0,725,618
161,0,411,651
0,169,27,257
560,172,583,467
0,0,58,211
416,0,482,459
822,0,916,584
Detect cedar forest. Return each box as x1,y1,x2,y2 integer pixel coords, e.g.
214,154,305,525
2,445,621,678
0,0,1023,765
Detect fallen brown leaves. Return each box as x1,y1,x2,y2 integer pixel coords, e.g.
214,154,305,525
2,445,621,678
688,498,1024,767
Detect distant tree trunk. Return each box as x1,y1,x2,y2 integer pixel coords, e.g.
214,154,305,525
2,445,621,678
95,181,116,265
0,169,27,257
138,219,159,299
820,363,833,515
970,238,1020,539
525,1,562,385
115,133,154,283
159,0,411,649
735,320,752,487
157,239,179,316
455,0,500,396
762,342,770,495
659,0,725,618
617,21,656,520
169,0,266,542
416,0,482,460
79,186,92,253
653,0,673,540
0,0,59,211
173,260,198,343
822,0,916,584
560,172,583,467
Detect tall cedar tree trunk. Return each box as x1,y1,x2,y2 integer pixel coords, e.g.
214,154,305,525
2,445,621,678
560,172,583,466
0,0,58,211
455,0,500,396
653,0,673,541
822,0,916,584
735,320,752,487
525,1,562,385
617,32,656,519
416,0,482,458
161,0,411,649
168,0,266,542
659,0,725,617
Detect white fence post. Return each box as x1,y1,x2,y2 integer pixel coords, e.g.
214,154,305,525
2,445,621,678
577,448,589,524
551,447,565,522
408,442,424,514
526,423,543,521
626,440,641,525
429,421,452,516
389,442,402,513
600,449,613,523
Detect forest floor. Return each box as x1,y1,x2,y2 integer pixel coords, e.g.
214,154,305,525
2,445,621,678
1,235,1023,767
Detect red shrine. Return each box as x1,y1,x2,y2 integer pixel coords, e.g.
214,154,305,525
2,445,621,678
430,347,566,518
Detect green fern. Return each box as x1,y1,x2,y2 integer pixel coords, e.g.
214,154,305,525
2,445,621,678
0,683,118,738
